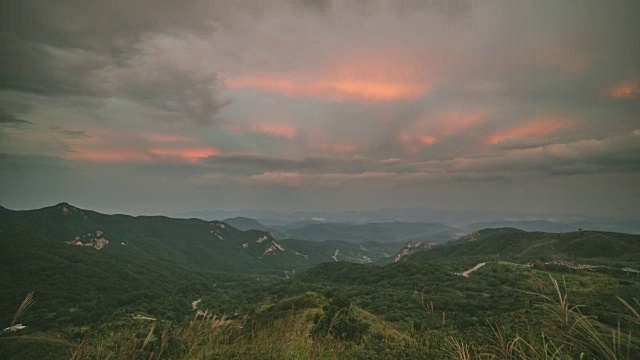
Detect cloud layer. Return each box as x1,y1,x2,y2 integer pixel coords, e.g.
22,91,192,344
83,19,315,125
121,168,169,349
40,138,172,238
1,0,639,218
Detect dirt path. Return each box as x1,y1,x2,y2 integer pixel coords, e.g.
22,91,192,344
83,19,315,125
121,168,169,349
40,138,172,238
462,262,486,277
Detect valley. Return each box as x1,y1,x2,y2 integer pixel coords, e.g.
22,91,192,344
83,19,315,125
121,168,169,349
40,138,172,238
1,204,639,359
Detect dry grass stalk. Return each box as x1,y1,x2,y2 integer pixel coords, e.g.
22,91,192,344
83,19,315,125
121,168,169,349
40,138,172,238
11,291,34,327
69,338,89,360
444,337,472,360
142,323,156,350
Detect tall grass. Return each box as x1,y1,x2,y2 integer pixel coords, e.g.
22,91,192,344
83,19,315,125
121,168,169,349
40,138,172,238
55,279,640,359
443,275,639,360
10,291,35,327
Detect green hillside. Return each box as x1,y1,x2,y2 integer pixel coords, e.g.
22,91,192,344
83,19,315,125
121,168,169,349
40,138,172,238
1,204,639,359
0,203,401,333
407,228,640,265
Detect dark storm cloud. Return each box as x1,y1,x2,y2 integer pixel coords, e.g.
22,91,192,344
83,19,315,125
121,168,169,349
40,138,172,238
0,109,32,124
0,0,241,124
0,33,107,96
103,58,231,125
448,132,640,177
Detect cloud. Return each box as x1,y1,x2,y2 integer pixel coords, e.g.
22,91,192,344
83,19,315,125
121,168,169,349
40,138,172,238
316,143,356,153
203,129,640,188
60,129,89,138
449,131,640,176
1,0,640,217
63,131,219,164
1,13,232,125
226,72,430,102
398,134,437,153
609,81,640,99
250,123,297,138
204,154,374,176
223,122,297,138
0,110,32,125
96,34,232,124
488,117,572,146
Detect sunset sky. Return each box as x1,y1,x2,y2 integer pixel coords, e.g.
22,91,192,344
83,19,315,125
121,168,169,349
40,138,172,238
1,0,639,219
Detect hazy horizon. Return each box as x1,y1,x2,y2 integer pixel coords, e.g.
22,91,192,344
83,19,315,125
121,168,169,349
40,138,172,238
2,1,639,219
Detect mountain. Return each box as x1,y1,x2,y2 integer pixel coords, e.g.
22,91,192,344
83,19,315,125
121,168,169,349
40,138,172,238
0,203,406,279
393,241,439,262
463,219,640,234
463,220,578,233
405,228,640,265
221,216,271,232
221,216,290,238
0,203,405,332
0,202,298,274
279,239,401,265
2,205,639,359
282,221,459,243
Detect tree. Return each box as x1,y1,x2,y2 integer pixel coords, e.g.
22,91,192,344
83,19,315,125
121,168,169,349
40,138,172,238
311,296,369,343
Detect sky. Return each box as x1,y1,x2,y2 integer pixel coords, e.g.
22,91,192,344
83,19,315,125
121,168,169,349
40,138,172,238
1,0,639,219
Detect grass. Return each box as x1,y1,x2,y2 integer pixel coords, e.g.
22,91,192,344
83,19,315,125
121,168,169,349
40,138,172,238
443,275,640,360
57,276,637,359
3,277,639,359
10,291,34,328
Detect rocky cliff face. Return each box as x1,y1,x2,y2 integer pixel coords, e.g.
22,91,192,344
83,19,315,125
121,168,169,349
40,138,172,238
394,241,437,262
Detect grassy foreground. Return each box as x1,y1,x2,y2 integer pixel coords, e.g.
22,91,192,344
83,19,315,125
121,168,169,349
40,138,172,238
3,276,637,360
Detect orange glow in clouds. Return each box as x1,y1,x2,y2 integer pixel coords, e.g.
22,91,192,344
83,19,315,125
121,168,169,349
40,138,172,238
489,117,570,145
225,54,431,102
70,147,218,163
400,134,437,153
610,82,640,99
251,123,297,138
149,147,219,163
66,132,219,164
435,111,489,136
223,122,297,138
226,75,428,102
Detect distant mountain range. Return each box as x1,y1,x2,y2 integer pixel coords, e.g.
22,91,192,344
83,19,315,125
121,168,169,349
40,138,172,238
1,202,638,356
462,220,640,234
0,203,405,330
403,227,640,264
0,203,407,276
223,216,459,244
184,208,640,235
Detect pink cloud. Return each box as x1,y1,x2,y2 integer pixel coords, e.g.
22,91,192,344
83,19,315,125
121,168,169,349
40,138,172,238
225,52,431,102
488,117,571,145
251,123,297,138
222,122,297,138
610,81,640,99
147,134,196,143
436,111,489,136
226,74,428,102
149,146,219,163
221,123,245,133
64,131,219,164
399,134,437,153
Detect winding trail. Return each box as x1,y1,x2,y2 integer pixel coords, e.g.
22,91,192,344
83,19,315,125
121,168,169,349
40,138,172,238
462,263,486,277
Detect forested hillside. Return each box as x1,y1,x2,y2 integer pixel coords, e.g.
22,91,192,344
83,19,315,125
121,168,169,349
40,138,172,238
1,204,639,359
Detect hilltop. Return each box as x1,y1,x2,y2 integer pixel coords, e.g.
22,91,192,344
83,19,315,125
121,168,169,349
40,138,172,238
405,227,640,265
1,204,639,359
